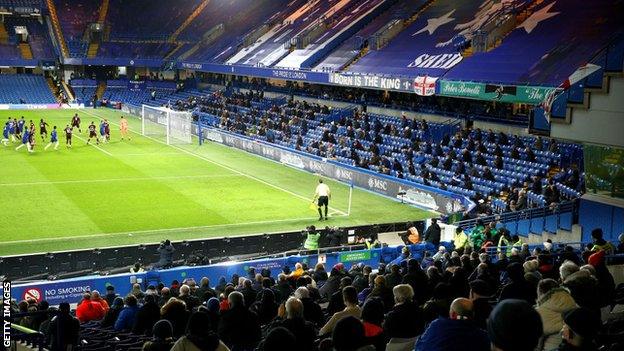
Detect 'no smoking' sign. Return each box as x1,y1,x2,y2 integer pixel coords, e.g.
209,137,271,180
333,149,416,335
23,288,43,302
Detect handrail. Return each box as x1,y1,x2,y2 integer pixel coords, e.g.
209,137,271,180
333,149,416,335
454,200,577,229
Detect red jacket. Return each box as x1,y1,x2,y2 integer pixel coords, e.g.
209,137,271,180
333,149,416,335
76,299,106,322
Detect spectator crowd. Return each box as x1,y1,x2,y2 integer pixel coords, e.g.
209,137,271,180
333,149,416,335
7,226,622,351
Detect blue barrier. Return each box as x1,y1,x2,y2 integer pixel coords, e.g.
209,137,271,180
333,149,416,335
4,242,443,305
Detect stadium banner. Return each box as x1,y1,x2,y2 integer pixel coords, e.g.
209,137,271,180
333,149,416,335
327,73,438,95
128,80,147,92
202,127,472,214
2,247,391,305
438,80,556,104
178,62,329,83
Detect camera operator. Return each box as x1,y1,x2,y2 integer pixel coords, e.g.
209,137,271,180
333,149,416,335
155,239,175,269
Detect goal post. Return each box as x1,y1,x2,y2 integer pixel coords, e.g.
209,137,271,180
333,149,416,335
141,104,192,145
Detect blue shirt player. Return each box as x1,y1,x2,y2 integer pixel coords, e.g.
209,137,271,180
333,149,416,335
45,126,59,151
2,122,9,146
99,121,106,143
17,117,25,137
15,128,31,152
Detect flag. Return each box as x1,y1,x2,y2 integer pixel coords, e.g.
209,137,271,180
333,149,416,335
309,202,317,211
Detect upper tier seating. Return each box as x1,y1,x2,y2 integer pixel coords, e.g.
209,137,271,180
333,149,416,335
106,0,202,40
0,74,56,103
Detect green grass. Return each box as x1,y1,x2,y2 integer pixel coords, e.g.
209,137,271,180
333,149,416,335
0,108,432,256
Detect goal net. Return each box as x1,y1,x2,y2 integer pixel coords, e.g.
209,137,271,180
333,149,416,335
141,105,192,145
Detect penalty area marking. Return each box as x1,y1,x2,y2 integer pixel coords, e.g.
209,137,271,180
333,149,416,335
81,109,349,216
72,133,113,156
1,213,349,245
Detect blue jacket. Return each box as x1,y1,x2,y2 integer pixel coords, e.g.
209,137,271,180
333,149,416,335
415,317,489,351
114,305,139,331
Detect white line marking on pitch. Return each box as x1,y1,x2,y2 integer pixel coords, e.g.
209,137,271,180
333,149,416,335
81,109,348,216
0,174,242,187
2,214,349,244
72,133,113,156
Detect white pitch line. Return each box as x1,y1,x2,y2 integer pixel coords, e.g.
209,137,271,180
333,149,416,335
2,214,349,244
72,133,113,156
81,109,348,216
0,174,242,187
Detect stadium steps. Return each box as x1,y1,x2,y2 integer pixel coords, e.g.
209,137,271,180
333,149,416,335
0,22,8,44
168,0,211,43
45,77,61,102
96,81,107,99
87,42,99,58
97,0,110,25
164,43,185,60
45,0,70,58
62,80,75,101
18,42,33,59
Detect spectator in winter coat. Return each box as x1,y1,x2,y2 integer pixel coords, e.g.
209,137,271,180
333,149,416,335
101,297,124,328
90,291,109,312
104,285,119,306
218,291,261,349
556,308,601,351
48,302,79,351
415,298,490,351
270,297,317,351
534,279,577,351
424,218,441,246
294,287,323,327
172,311,229,351
469,280,493,330
383,284,425,339
114,295,139,331
142,320,175,351
75,293,106,323
161,298,190,338
132,294,161,336
499,263,535,304
488,299,543,351
361,298,386,351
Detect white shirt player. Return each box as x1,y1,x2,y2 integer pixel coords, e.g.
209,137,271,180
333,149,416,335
315,183,331,197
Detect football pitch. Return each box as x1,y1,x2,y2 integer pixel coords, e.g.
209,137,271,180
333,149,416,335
0,108,432,256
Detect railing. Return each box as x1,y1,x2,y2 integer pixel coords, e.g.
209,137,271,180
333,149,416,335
454,200,577,235
9,324,46,351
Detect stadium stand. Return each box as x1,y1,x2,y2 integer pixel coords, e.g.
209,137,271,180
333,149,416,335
5,226,623,351
187,90,583,216
0,74,57,103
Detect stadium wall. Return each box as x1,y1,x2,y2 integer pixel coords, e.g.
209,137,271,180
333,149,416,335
551,78,624,147
578,195,624,242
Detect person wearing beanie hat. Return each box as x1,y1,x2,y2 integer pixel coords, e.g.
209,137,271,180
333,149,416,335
488,299,543,351
499,262,535,304
587,250,605,267
143,320,175,351
556,308,601,351
260,327,296,351
469,279,493,329
590,228,615,255
203,297,221,333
